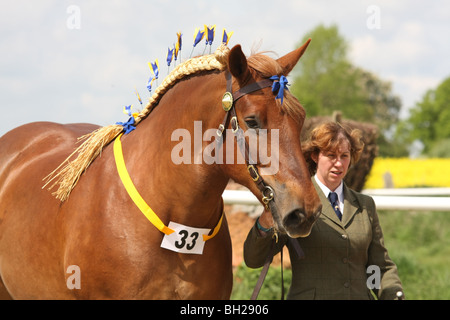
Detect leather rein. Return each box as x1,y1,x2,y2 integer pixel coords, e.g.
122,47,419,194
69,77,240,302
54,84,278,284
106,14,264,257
217,71,276,210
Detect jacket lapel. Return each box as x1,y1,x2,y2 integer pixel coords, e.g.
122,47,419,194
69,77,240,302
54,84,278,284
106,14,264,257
342,183,360,227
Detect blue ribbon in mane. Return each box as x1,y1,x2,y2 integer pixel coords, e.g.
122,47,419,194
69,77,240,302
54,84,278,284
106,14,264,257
270,75,289,105
116,116,136,135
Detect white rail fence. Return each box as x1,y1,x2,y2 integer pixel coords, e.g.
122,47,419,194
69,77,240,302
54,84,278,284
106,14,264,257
223,188,450,211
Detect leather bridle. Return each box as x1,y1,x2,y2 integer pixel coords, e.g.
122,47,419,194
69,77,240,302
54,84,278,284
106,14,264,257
216,71,276,209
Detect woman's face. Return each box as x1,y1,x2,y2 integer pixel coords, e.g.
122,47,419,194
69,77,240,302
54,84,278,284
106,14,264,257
313,139,351,191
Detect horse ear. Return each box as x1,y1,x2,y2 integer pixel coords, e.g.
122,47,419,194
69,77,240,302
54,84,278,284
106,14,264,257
228,44,251,83
276,38,311,75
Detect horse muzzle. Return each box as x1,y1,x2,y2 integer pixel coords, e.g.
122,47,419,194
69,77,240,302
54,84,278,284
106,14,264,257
281,207,322,238
268,195,322,238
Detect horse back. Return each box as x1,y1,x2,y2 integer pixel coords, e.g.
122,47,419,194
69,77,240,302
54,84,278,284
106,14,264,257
0,122,99,201
0,122,99,174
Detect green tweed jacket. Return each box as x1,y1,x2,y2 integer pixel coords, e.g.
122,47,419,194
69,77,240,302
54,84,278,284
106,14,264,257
243,178,403,300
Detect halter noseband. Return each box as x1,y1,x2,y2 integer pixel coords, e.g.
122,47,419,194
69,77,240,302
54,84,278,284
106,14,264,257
217,71,276,209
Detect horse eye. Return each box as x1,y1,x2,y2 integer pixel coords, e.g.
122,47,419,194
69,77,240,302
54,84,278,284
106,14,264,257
244,117,260,129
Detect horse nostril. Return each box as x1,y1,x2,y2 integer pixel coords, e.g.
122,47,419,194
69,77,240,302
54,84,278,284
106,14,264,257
283,209,306,227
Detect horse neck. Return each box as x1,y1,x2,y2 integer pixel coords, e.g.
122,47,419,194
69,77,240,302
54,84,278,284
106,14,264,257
119,72,228,226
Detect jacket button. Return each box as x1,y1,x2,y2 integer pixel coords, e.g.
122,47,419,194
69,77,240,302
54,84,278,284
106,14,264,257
341,234,348,240
344,282,350,288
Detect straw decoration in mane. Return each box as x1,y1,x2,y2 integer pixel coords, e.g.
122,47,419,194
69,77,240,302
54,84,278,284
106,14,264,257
0,28,322,299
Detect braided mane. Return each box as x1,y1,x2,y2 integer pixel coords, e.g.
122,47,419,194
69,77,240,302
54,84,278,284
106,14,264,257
44,45,231,201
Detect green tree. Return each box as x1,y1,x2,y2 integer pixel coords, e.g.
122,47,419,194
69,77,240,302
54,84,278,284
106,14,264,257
291,24,403,156
401,76,450,156
291,24,365,118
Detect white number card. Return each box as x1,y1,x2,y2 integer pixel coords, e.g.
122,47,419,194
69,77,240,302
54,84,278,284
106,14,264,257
160,221,211,255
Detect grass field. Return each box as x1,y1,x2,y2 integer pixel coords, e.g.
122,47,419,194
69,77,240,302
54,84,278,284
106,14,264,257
231,210,450,300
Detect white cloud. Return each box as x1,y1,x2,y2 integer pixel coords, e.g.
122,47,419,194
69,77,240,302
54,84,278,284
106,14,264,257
349,16,446,116
388,74,441,116
350,21,431,72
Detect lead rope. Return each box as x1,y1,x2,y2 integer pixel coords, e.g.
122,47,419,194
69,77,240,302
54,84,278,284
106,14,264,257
250,238,285,300
251,237,305,300
280,243,285,300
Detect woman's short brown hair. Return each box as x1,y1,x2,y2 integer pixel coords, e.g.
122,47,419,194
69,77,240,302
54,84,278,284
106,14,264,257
303,122,365,175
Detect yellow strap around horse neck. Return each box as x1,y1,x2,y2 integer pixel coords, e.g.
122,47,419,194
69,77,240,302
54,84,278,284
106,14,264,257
113,133,223,241
202,212,224,242
114,133,174,235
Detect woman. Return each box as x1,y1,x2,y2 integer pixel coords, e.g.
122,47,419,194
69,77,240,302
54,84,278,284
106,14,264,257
243,121,403,300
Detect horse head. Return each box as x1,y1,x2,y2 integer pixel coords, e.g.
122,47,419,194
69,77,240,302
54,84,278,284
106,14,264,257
221,39,322,238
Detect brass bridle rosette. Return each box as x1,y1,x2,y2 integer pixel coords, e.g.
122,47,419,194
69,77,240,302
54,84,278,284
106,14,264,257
222,92,233,111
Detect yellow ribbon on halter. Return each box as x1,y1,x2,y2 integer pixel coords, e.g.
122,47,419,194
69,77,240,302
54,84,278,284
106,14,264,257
113,133,223,241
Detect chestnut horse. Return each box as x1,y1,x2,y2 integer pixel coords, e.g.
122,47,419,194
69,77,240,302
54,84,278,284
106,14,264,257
0,41,321,299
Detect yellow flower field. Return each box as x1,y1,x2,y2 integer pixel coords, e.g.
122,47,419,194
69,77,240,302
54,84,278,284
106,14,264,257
364,158,450,189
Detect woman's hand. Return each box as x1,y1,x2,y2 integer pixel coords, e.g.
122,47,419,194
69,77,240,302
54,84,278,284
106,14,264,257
257,209,275,236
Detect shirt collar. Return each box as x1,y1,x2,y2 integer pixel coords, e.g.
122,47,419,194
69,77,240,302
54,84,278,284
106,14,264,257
314,174,344,203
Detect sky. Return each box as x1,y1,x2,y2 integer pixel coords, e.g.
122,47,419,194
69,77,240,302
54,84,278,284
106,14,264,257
1,0,449,137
